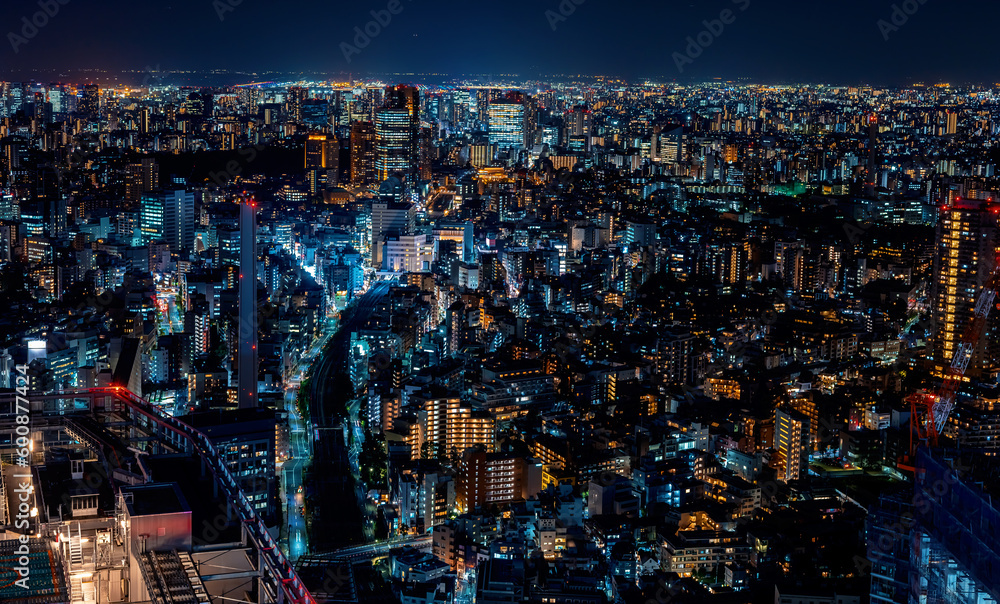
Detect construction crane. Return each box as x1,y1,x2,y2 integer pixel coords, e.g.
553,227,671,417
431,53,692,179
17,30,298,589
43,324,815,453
907,268,1000,456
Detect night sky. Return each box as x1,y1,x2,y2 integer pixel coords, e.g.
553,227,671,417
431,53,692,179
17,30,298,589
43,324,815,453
0,0,994,85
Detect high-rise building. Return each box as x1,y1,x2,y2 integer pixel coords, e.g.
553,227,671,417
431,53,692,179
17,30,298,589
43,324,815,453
653,125,683,164
418,126,433,181
773,407,810,482
125,158,160,202
376,110,417,183
79,84,100,118
371,200,415,267
375,85,420,183
305,133,339,196
415,394,495,462
565,105,592,150
929,200,1000,380
458,449,540,512
139,190,194,252
350,122,378,189
0,190,17,221
488,98,526,150
238,198,258,409
383,234,436,273
163,190,195,253
867,114,879,189
287,86,307,123
305,133,337,171
866,495,913,604
385,84,419,120
943,109,959,136
139,194,164,245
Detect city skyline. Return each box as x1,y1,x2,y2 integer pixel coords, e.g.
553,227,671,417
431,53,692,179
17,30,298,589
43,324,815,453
1,4,999,604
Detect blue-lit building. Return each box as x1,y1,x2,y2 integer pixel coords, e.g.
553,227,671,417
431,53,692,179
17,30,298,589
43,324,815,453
374,85,420,184
488,99,526,150
867,449,1000,604
140,190,195,252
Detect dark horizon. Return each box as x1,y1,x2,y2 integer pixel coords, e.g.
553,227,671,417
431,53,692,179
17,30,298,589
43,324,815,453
1,0,996,86
0,67,992,90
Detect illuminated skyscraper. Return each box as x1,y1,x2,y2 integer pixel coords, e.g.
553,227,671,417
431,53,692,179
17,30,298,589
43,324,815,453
79,84,100,118
653,125,683,164
565,105,592,150
488,98,526,150
867,114,879,190
350,122,377,189
239,198,258,409
418,126,433,181
929,200,1000,379
287,86,307,123
375,85,420,183
305,133,338,170
774,407,810,482
371,200,415,267
139,194,164,245
140,190,194,252
125,158,160,202
305,133,339,195
0,190,16,221
376,108,416,183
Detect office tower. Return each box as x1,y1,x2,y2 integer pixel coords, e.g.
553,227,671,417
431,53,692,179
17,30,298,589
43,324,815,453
469,143,497,168
654,125,683,164
375,107,416,183
163,190,195,252
238,199,258,409
418,126,433,181
385,84,419,121
218,227,240,266
929,200,1000,379
477,88,502,122
488,98,526,150
0,190,16,221
521,93,538,148
305,133,338,171
867,114,879,187
942,109,959,136
31,94,53,126
287,86,307,123
140,190,194,252
305,133,339,196
125,158,160,202
4,82,24,116
79,84,100,118
139,194,165,245
371,200,415,267
375,87,420,184
382,233,436,273
773,407,810,482
350,122,378,189
565,105,592,150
